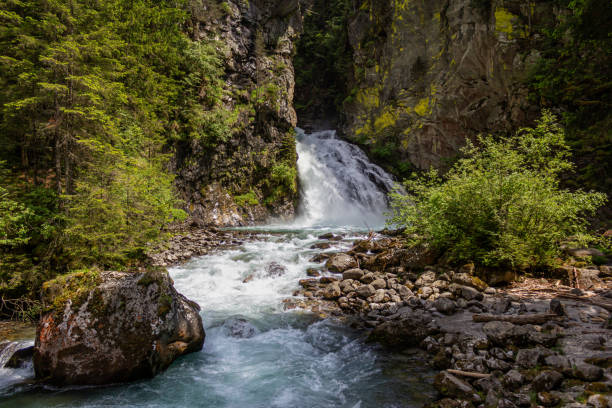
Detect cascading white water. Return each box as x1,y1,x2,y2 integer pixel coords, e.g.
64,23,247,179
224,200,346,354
0,129,433,408
293,128,396,229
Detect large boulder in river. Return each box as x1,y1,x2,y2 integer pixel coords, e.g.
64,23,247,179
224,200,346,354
34,269,204,385
325,253,358,273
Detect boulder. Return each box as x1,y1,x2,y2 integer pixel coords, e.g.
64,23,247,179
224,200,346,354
356,284,376,299
502,369,524,389
452,273,488,291
222,317,258,338
515,348,541,369
573,362,604,381
367,311,438,348
35,269,204,385
325,253,358,273
342,268,364,280
322,282,342,299
264,262,287,277
415,271,436,287
371,278,387,290
532,370,563,391
433,297,456,315
6,345,34,368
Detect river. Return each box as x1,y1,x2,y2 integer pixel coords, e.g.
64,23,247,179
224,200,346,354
0,129,434,407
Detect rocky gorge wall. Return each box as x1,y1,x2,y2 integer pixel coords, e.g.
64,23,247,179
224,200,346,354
174,0,302,226
341,0,563,174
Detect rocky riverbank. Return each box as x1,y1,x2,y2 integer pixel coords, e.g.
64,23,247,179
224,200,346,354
288,232,612,408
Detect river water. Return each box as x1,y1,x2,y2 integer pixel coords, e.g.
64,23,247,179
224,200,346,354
0,130,435,407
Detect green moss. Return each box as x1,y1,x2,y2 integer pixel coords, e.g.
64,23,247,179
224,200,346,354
234,190,259,207
157,293,172,317
137,268,167,286
42,269,102,317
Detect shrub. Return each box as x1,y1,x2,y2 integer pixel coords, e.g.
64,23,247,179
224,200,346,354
388,111,607,269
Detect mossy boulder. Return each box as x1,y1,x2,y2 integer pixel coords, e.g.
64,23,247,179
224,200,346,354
34,269,204,385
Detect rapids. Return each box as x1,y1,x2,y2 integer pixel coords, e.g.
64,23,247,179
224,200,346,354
0,130,434,408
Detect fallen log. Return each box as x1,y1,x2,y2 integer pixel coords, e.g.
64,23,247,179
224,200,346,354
446,369,491,379
472,313,562,324
556,293,612,312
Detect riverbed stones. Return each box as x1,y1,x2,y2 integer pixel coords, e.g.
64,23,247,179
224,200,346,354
323,282,342,299
356,284,376,298
342,268,364,280
325,253,358,273
434,297,456,315
222,317,258,338
572,362,604,381
34,269,204,385
371,278,386,290
532,370,563,391
433,372,480,402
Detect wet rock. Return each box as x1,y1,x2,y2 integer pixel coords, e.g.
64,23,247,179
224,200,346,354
433,372,480,402
6,345,34,368
325,253,358,273
311,242,331,250
34,270,204,385
222,317,258,338
434,297,456,315
532,370,563,392
356,284,376,299
242,274,254,283
342,268,364,280
318,233,335,240
264,262,287,277
322,282,342,299
299,278,319,289
309,253,330,263
306,268,321,277
515,348,541,369
319,276,338,284
492,298,511,314
573,362,604,381
502,369,525,389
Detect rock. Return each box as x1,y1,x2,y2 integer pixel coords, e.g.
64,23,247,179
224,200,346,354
483,321,515,345
306,268,321,277
587,394,610,408
299,278,319,289
474,375,503,393
537,391,560,407
415,271,436,287
574,268,603,290
318,233,335,240
544,355,571,372
222,317,258,338
432,280,449,291
433,350,451,369
434,297,456,315
370,289,385,303
460,285,483,301
342,268,364,280
433,371,479,401
6,345,34,368
356,284,376,299
325,253,358,273
532,370,563,391
35,270,204,385
242,274,254,283
515,348,541,369
452,273,487,291
419,286,434,299
311,242,331,250
573,362,604,381
367,311,438,348
322,282,342,299
484,287,496,295
568,248,605,259
319,276,338,284
371,279,387,290
492,298,511,314
502,369,524,389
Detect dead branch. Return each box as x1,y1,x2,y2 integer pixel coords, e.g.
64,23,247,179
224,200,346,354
472,313,562,324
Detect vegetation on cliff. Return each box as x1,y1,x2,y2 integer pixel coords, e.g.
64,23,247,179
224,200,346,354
389,112,607,270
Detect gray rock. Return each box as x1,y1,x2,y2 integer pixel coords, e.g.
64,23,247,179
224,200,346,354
483,321,515,346
460,285,483,301
264,262,287,277
549,298,565,316
544,355,571,372
415,271,436,287
434,297,456,315
573,362,604,381
222,317,258,338
515,348,541,369
5,345,34,369
502,369,524,389
586,394,610,408
484,287,496,295
342,268,364,280
325,253,358,273
34,270,204,385
532,370,563,392
474,375,503,393
537,391,560,407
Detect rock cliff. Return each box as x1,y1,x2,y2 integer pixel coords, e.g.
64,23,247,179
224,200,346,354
342,0,561,174
175,0,302,226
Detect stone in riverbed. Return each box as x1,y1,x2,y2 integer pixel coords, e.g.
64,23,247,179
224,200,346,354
222,317,258,338
515,348,541,369
371,278,386,290
264,262,287,277
572,362,604,381
34,269,204,386
342,268,364,280
532,370,563,391
322,282,342,299
433,297,456,315
356,284,376,299
433,371,480,402
325,253,358,273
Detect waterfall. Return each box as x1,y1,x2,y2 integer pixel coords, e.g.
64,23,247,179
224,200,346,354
293,128,396,229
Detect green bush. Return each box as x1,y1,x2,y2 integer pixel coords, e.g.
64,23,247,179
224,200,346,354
388,111,607,269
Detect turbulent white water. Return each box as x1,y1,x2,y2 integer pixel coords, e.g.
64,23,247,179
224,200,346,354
293,129,395,229
0,129,433,408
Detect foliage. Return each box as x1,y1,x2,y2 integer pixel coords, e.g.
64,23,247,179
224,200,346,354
389,112,607,269
0,0,224,316
528,0,612,195
234,190,260,207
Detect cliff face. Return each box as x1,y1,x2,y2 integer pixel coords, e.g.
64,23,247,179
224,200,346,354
175,0,302,226
342,0,560,173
